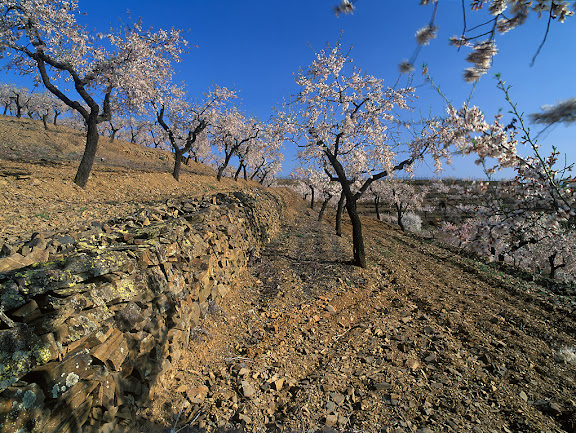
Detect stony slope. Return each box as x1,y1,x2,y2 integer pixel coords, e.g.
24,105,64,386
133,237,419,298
144,206,576,433
1,116,576,433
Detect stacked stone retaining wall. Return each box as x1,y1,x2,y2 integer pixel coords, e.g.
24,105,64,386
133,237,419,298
0,188,287,433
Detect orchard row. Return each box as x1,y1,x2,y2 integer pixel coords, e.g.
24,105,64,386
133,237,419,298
0,0,574,275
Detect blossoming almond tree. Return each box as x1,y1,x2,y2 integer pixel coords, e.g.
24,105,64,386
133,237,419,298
101,116,128,143
3,85,31,118
308,168,341,222
0,0,186,187
443,76,575,279
235,114,290,184
245,144,284,185
294,43,452,267
376,180,426,231
209,107,261,182
26,91,55,130
154,85,235,181
0,84,11,115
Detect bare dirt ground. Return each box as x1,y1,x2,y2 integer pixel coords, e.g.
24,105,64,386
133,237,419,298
142,204,576,433
1,116,576,432
0,115,248,244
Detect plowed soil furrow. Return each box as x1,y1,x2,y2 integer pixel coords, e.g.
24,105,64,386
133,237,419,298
145,203,576,433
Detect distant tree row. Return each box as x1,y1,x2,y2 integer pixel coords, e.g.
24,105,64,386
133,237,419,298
279,0,575,270
0,83,70,129
287,170,575,283
1,0,574,274
0,80,287,186
0,1,288,187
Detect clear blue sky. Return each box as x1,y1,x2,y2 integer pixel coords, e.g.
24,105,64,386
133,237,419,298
2,1,575,179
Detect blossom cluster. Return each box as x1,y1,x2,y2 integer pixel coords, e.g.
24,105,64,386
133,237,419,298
334,0,354,16
438,97,575,281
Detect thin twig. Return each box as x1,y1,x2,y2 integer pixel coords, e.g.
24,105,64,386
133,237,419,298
171,398,189,433
466,80,478,106
530,7,554,67
461,0,468,46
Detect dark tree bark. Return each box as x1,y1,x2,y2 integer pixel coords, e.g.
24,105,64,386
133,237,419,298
216,132,258,182
258,171,269,185
324,147,367,267
12,93,24,118
129,128,138,143
109,130,117,142
217,150,235,181
108,122,122,142
320,132,416,267
157,105,207,181
395,202,406,232
172,148,184,181
345,197,366,267
374,195,381,220
234,163,243,181
309,185,315,209
28,49,113,188
42,114,49,130
74,117,100,187
336,191,345,237
318,194,333,222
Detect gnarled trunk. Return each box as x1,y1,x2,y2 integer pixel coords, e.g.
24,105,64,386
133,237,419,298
336,191,345,237
73,118,99,188
549,252,565,280
234,164,243,181
309,185,315,209
172,149,184,181
395,203,406,232
318,194,332,222
345,197,366,268
217,155,232,181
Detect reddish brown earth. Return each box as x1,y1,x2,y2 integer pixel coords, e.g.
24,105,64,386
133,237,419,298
1,116,576,432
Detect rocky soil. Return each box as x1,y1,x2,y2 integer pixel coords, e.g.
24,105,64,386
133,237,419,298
142,206,576,433
1,116,576,432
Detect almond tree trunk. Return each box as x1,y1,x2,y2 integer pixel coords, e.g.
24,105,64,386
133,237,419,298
549,252,565,280
318,194,333,222
172,149,184,181
309,185,315,209
324,149,366,268
217,154,233,181
395,203,406,232
74,118,99,188
335,191,345,237
345,196,366,268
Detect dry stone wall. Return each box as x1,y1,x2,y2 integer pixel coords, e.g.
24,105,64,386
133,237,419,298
0,188,287,433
